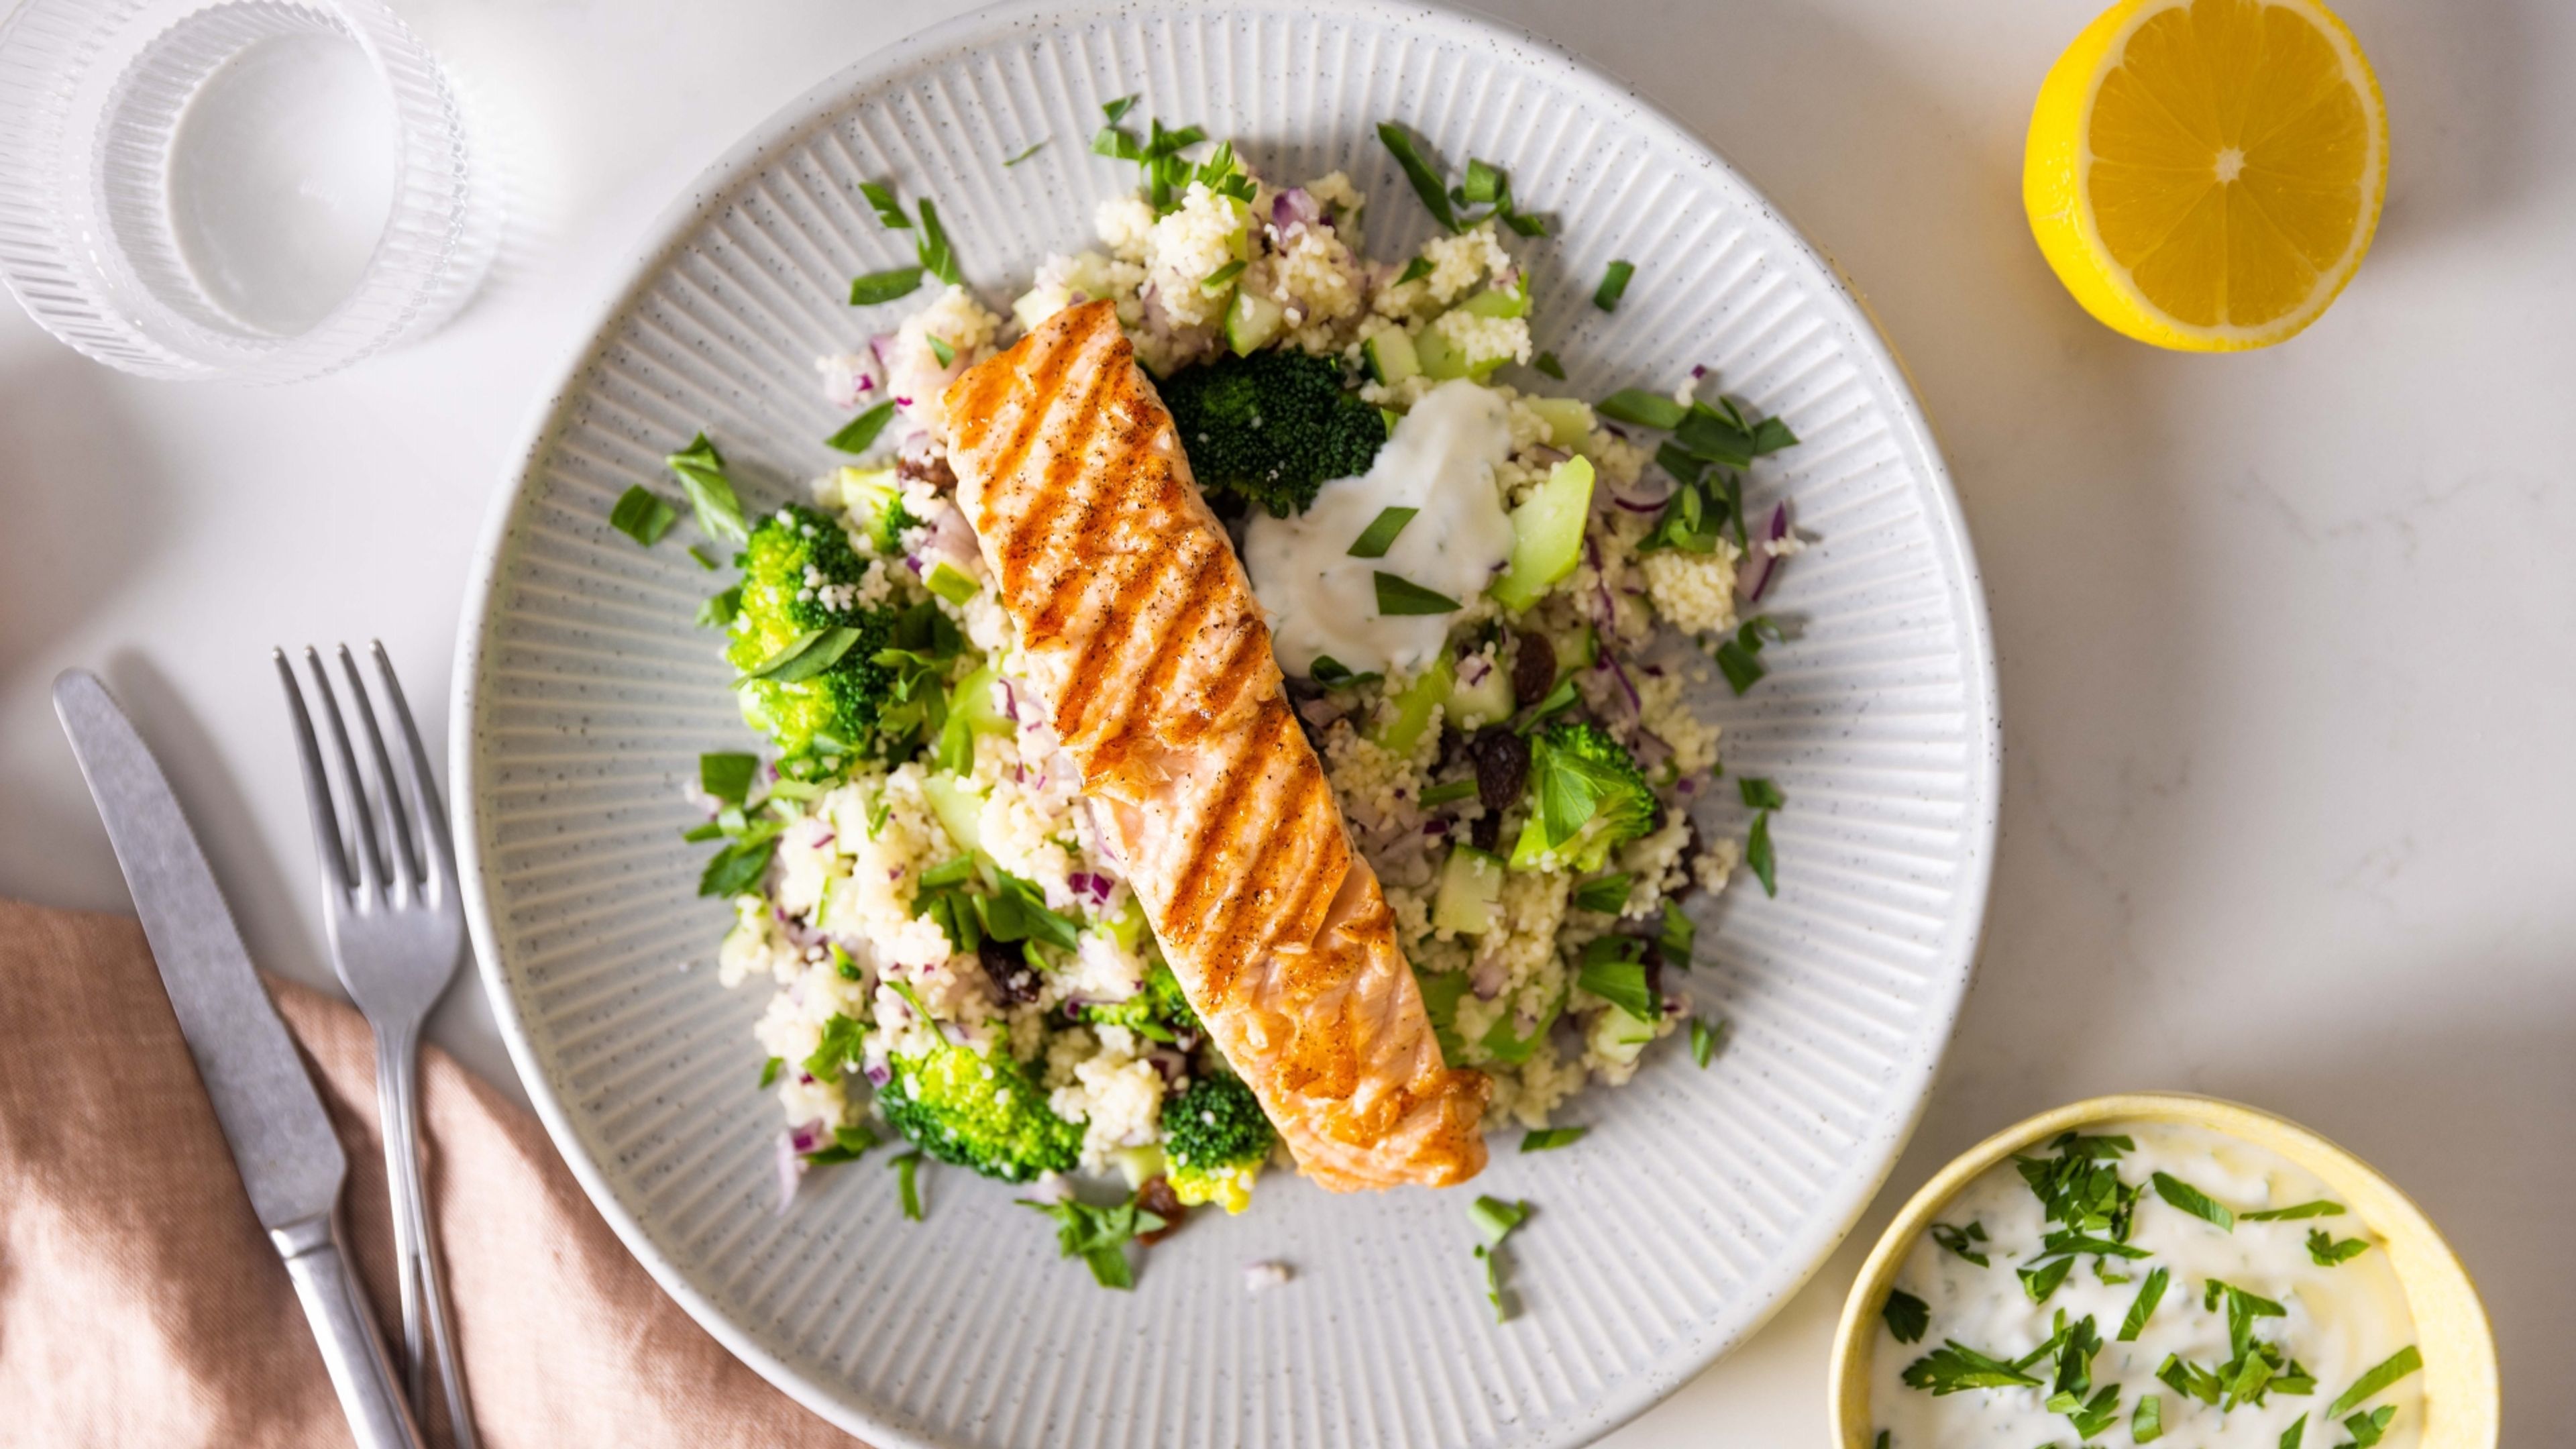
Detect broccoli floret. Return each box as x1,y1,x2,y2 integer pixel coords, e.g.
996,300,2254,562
1509,721,1660,873
725,504,934,760
1157,350,1387,517
1079,961,1203,1043
877,1040,1082,1183
1160,1072,1275,1214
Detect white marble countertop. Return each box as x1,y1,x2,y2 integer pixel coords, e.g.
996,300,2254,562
2,0,2567,1440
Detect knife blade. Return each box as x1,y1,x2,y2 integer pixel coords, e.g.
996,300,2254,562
54,668,348,1229
55,668,424,1449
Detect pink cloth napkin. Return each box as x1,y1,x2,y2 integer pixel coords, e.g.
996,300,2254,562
0,897,861,1447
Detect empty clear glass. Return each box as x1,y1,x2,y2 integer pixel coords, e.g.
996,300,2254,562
0,0,496,382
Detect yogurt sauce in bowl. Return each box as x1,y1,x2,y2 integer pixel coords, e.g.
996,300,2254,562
1870,1119,2426,1449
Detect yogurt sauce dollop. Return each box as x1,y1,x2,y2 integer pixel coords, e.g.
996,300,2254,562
1244,378,1514,677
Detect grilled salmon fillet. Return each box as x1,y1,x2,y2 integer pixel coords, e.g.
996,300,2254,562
936,300,1489,1191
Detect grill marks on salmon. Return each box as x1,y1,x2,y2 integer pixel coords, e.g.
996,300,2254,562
938,301,1489,1191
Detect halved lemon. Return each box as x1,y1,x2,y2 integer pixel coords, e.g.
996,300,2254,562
2025,0,2387,351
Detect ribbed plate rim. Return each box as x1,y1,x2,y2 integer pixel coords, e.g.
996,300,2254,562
449,2,2002,1444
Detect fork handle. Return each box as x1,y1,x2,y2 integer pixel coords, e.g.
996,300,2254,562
274,1213,427,1449
380,1029,480,1449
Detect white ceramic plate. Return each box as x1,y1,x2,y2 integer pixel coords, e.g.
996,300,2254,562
453,3,1999,1444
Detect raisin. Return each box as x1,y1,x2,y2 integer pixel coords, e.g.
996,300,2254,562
1511,627,1556,706
1470,727,1530,815
1136,1175,1187,1244
977,936,1040,1004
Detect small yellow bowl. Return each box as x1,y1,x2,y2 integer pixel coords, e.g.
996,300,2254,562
1829,1093,2499,1448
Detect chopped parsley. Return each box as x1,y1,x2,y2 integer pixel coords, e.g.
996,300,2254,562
1020,1191,1167,1289
1597,389,1687,429
1593,259,1634,311
2306,1228,2370,1266
1658,900,1695,960
1373,570,1461,616
1533,350,1566,380
2243,1199,2347,1222
1928,1220,1989,1267
739,625,865,684
1093,101,1240,213
1002,140,1047,166
802,1012,868,1081
1348,506,1419,559
804,1122,879,1165
1420,778,1479,806
2118,1266,2169,1341
1200,258,1247,292
2152,1170,2236,1230
1395,256,1434,286
2018,1255,2074,1304
926,335,955,368
1882,1287,1930,1344
1570,872,1633,913
2324,1346,2420,1419
1308,655,1383,688
696,584,741,629
1519,1126,1588,1152
1900,1338,2041,1394
757,1055,782,1088
914,199,962,285
1374,123,1546,235
1574,936,1658,1020
859,180,912,229
664,433,749,545
1746,808,1778,896
698,751,759,805
609,485,679,546
1737,776,1787,810
1713,615,1784,696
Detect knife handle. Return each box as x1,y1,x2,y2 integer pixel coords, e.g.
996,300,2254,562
272,1213,428,1449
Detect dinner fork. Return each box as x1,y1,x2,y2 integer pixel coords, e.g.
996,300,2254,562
276,643,478,1449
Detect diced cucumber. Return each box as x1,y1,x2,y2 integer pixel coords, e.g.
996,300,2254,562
1414,319,1469,380
921,771,984,853
1523,397,1595,449
1507,813,1617,874
1553,623,1599,674
1363,327,1421,386
1488,455,1597,612
924,559,978,604
1224,288,1286,356
1108,1144,1167,1189
1454,274,1531,319
1372,651,1455,757
1480,986,1566,1065
1444,655,1515,730
1104,894,1150,952
1432,847,1506,935
1587,1002,1657,1067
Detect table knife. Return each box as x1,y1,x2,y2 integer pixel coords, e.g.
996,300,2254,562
54,669,426,1449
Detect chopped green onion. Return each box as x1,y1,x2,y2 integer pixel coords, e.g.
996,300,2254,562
849,266,926,305
2133,1391,2164,1443
609,485,678,546
1595,388,1687,429
1373,571,1461,616
1395,256,1434,286
1347,506,1419,559
826,398,900,454
1737,776,1787,810
1593,260,1635,311
1575,938,1658,1020
2342,1405,2398,1447
859,181,910,229
1003,140,1047,166
2281,1413,2308,1449
688,544,719,570
1657,900,1695,960
1420,778,1479,806
1377,121,1460,231
1519,1126,1587,1152
1689,1017,1724,1067
1746,810,1778,896
1200,258,1247,292
892,1150,924,1220
1533,351,1566,380
757,1056,782,1088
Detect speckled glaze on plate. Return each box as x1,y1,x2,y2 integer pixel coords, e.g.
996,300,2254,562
449,3,2000,1444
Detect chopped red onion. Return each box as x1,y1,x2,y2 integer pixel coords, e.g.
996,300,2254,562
788,1118,828,1155
1458,653,1492,686
1741,502,1792,602
1610,492,1668,514
894,396,914,408
1469,957,1507,1000
863,1062,892,1087
774,1134,806,1212
1525,444,1572,466
1273,187,1322,229
1690,364,1709,380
